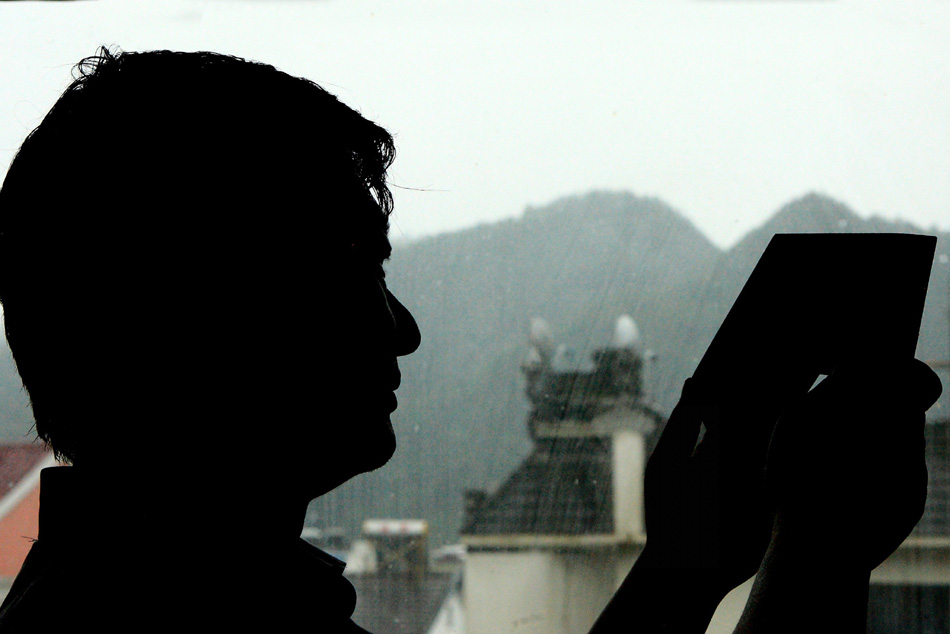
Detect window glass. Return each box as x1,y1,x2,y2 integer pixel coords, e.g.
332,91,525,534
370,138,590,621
0,2,949,633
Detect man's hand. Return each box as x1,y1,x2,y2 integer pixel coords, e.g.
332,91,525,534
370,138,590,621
639,379,777,595
590,378,789,634
733,359,943,634
766,358,943,570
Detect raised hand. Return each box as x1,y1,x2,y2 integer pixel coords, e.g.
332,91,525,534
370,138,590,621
590,378,784,634
735,359,942,633
767,359,942,569
639,378,775,595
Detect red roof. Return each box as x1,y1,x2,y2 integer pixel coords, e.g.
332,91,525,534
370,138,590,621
0,442,53,578
0,443,49,499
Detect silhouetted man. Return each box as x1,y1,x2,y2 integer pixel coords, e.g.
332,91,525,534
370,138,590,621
0,48,942,634
0,48,419,632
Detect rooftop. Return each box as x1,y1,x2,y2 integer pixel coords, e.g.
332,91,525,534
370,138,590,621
461,437,613,537
0,443,50,504
350,571,458,634
915,418,950,537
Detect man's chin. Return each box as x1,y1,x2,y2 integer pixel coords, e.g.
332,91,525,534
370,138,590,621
358,429,397,473
308,426,396,497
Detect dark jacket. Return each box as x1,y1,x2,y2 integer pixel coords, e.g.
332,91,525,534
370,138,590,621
0,467,370,633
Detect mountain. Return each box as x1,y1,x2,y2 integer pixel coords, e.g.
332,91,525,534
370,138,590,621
310,191,949,545
723,193,949,377
0,190,946,546
307,191,723,543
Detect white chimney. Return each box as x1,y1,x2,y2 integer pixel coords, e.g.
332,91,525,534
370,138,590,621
611,429,646,542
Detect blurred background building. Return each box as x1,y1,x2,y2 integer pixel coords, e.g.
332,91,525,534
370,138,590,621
459,316,662,634
0,444,55,599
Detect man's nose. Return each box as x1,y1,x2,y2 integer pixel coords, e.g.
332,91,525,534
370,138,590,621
387,290,421,356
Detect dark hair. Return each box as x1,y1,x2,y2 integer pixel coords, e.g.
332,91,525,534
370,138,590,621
0,47,397,464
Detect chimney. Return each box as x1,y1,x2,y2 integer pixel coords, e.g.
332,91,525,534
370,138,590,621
611,430,646,541
361,519,430,585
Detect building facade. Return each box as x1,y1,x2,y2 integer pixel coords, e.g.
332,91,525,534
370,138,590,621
459,319,950,634
460,316,660,634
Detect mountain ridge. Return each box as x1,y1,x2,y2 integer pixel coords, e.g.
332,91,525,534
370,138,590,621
311,189,950,545
0,189,946,548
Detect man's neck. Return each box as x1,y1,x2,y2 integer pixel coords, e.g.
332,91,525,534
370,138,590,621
48,464,310,551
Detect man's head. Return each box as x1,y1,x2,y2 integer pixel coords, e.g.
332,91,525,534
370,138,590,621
0,48,418,495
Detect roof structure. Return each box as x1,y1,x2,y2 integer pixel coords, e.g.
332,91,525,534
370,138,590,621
0,444,48,497
350,571,457,634
0,442,55,579
914,419,950,537
463,318,659,541
461,437,613,536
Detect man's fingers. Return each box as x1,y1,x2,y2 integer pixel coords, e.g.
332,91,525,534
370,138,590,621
831,358,942,412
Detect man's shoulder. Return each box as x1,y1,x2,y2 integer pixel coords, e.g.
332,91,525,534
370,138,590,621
0,538,376,633
0,542,75,632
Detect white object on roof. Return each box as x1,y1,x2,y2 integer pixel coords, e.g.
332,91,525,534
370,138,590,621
611,315,640,349
362,519,428,536
522,345,543,369
528,318,555,354
345,539,379,575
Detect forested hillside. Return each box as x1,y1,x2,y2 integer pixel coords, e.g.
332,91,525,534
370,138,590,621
311,191,950,545
0,190,946,546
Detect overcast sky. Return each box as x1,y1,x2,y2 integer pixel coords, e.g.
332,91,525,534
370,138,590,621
2,0,949,249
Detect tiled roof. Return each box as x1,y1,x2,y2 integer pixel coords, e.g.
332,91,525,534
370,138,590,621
350,572,456,634
0,443,48,502
915,419,950,536
461,437,613,536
